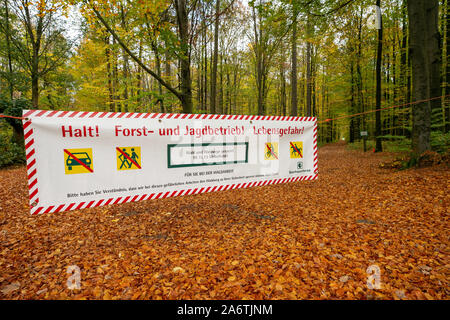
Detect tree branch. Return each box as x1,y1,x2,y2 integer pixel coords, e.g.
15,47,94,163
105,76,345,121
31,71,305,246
89,3,182,101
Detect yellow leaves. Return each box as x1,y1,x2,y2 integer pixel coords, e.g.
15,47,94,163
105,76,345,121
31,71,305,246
329,282,339,289
253,279,263,288
93,286,102,298
424,293,434,300
227,276,236,282
231,260,239,266
119,276,134,288
172,267,185,273
274,283,283,292
247,265,256,273
131,292,141,300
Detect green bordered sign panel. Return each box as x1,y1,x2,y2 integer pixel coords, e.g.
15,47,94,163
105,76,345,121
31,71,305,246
167,143,249,168
22,109,318,215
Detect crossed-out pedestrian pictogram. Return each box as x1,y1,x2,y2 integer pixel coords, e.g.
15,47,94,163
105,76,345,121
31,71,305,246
116,146,141,170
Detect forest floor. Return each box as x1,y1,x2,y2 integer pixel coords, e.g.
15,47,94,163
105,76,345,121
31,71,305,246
0,143,448,300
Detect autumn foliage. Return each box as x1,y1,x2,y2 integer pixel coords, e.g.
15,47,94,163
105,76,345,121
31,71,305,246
0,144,448,299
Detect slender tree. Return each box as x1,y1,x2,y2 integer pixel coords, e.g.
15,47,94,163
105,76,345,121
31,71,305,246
291,6,298,116
375,0,383,152
211,0,220,114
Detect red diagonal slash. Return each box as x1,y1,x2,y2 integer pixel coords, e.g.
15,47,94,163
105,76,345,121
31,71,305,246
290,142,302,157
116,147,141,169
64,149,93,173
266,143,278,159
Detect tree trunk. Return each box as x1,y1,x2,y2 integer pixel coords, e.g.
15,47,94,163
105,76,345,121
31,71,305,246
252,5,265,115
375,0,383,152
219,54,223,114
136,40,142,109
175,0,193,114
31,73,39,108
281,55,287,116
312,47,316,117
226,58,231,114
112,38,119,112
121,5,129,112
105,36,115,112
203,28,208,113
31,31,41,108
291,8,298,116
357,8,365,135
164,44,172,113
233,65,238,114
445,0,450,132
350,61,355,143
306,16,312,117
407,0,441,155
400,1,408,136
152,43,164,112
4,0,14,99
210,0,220,114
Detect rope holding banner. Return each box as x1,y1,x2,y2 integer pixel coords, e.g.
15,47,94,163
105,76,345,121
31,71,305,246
317,94,449,124
0,114,28,120
2,93,449,125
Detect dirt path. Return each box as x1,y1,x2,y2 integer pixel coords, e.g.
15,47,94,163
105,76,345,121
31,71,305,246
0,144,448,299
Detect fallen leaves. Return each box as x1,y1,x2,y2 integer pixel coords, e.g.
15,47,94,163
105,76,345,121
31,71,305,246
0,144,448,300
1,282,20,295
172,267,185,273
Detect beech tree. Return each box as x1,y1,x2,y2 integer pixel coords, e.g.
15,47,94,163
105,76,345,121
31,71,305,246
0,0,72,108
407,0,442,155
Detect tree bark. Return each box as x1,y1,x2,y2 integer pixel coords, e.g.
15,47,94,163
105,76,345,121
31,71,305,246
152,43,164,112
349,60,355,143
120,5,129,112
306,16,312,117
175,0,193,114
3,0,14,99
281,54,287,116
407,0,441,155
164,43,172,113
210,0,220,114
445,0,450,132
252,5,265,115
357,8,365,135
105,36,115,112
375,0,383,152
112,37,120,112
136,40,142,109
290,8,298,116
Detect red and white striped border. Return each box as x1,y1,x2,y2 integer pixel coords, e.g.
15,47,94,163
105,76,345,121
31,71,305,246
313,122,318,174
22,109,318,215
22,109,317,122
27,176,317,215
22,118,39,212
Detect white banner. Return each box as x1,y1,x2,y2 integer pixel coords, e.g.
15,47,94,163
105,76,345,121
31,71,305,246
22,110,318,215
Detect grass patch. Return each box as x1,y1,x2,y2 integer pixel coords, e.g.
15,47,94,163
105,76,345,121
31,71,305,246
347,138,412,153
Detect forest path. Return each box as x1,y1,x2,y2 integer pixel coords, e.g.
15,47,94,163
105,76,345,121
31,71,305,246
0,144,448,299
